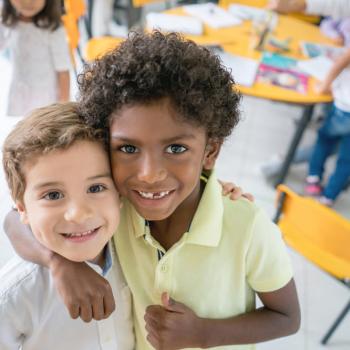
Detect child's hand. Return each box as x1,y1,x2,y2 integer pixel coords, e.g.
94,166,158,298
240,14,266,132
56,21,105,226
315,81,331,95
50,254,115,322
219,180,254,202
144,292,204,350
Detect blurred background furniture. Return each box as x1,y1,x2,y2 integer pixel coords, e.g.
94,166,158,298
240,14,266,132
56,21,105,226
274,185,350,345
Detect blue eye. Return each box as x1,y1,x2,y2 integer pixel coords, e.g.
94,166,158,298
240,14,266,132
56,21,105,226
166,144,187,154
88,184,106,193
120,145,138,153
44,191,63,200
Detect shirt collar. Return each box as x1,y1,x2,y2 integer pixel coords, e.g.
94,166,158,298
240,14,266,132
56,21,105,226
128,170,224,247
185,170,223,247
86,241,114,277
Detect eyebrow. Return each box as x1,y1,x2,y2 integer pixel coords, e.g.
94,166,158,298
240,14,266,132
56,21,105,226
33,173,111,190
111,134,197,143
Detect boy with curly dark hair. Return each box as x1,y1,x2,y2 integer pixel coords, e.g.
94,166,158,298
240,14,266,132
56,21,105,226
5,31,300,349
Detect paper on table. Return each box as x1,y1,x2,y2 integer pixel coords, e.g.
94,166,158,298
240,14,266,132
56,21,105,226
228,4,268,21
218,52,259,86
146,13,203,35
297,56,333,81
184,3,242,29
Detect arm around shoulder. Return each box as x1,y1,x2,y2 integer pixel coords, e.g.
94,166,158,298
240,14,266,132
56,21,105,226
3,209,53,266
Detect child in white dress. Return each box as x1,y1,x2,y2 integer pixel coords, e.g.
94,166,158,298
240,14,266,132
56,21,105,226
0,0,70,116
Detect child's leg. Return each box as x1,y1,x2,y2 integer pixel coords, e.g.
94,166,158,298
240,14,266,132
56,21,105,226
322,134,350,200
308,108,339,180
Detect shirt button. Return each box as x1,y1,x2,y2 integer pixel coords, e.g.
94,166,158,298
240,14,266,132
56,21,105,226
161,264,168,272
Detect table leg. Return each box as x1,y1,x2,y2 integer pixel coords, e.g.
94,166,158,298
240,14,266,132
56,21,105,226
86,0,93,38
126,0,142,29
273,104,315,187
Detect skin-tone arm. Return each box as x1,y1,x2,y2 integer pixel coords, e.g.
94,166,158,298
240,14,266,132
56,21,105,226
267,0,306,13
3,209,115,322
57,71,70,102
316,48,350,94
145,279,300,350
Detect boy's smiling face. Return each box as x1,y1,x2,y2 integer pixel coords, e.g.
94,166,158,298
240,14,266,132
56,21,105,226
17,140,120,263
109,98,221,222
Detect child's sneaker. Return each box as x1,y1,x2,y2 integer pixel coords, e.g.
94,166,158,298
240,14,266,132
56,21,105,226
318,196,334,207
304,175,322,196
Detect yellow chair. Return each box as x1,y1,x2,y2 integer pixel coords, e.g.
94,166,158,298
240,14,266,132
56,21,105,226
219,0,320,24
62,0,123,62
274,185,350,345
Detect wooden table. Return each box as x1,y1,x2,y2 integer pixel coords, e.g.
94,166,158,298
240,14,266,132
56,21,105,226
165,7,335,185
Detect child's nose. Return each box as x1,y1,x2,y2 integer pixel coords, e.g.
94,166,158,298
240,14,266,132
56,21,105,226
137,154,167,184
64,199,93,223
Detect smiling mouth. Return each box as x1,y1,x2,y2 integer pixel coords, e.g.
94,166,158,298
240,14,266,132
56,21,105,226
61,227,100,238
136,190,173,200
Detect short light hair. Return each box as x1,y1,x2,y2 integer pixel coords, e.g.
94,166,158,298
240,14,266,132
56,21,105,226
2,102,107,202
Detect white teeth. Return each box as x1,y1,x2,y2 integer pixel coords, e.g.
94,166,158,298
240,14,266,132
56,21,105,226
138,190,170,199
63,229,96,238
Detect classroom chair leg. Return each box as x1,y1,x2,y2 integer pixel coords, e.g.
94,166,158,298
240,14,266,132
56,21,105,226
321,299,350,345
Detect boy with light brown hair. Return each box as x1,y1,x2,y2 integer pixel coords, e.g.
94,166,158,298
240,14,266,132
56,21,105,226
0,102,134,350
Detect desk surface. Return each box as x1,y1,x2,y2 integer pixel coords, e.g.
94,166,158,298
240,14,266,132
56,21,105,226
165,7,334,104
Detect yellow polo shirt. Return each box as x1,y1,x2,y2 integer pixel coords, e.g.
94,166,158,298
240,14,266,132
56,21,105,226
114,171,293,350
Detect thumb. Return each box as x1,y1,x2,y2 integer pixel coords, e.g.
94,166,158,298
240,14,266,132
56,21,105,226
161,292,188,313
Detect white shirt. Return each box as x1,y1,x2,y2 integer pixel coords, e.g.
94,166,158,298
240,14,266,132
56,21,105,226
0,242,135,350
306,0,350,19
0,22,71,116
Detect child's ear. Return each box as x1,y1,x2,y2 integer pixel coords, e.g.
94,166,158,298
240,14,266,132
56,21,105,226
16,201,29,225
203,139,222,170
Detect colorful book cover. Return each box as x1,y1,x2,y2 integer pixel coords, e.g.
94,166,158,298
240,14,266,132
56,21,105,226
300,41,345,59
261,52,297,69
256,52,308,93
256,63,308,94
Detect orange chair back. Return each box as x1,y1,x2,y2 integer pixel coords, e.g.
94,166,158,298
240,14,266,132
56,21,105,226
276,185,350,279
61,13,79,67
64,0,86,19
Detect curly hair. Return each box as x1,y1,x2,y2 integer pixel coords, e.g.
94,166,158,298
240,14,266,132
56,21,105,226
1,0,62,30
78,31,241,140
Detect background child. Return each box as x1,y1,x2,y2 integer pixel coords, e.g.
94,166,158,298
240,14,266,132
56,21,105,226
0,0,70,116
0,102,134,350
305,48,350,205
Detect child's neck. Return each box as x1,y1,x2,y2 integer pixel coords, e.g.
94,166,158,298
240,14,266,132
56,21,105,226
149,179,205,251
18,15,33,23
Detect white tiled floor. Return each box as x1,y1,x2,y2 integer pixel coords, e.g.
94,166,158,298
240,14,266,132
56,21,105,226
1,44,350,349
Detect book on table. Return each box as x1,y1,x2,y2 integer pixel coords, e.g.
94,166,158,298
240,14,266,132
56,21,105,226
256,52,309,94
